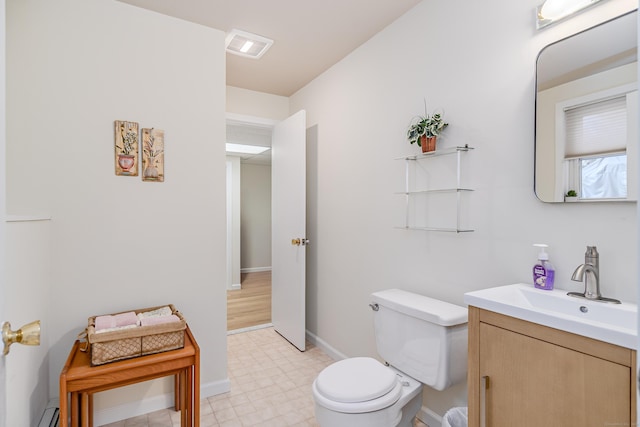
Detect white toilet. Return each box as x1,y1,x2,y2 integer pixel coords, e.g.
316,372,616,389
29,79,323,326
312,288,468,427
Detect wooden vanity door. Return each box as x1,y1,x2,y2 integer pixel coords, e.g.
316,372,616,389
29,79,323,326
478,322,630,427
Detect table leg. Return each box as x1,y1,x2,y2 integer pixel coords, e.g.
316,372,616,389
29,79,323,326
186,366,193,427
59,384,68,427
194,353,200,427
180,369,187,427
81,392,91,427
70,392,79,427
88,393,94,427
175,373,181,411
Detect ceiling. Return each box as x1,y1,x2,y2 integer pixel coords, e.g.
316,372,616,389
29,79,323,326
537,11,637,91
118,0,422,164
226,122,273,165
117,0,422,97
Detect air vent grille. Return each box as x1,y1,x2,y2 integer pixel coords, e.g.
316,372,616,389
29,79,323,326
225,29,273,59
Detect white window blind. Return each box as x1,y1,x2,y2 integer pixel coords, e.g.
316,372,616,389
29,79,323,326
564,95,627,157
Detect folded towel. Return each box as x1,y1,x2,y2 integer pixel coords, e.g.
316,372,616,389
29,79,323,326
137,306,173,321
95,315,117,331
95,324,138,334
114,311,139,327
95,311,139,331
140,314,181,327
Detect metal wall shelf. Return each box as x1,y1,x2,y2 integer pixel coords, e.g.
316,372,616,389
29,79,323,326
395,145,474,233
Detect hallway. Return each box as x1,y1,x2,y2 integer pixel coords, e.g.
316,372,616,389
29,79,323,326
227,271,271,331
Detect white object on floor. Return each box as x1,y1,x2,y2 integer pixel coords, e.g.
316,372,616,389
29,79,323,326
442,407,468,427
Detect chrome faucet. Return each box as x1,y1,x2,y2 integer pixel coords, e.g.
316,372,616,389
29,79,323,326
568,246,620,304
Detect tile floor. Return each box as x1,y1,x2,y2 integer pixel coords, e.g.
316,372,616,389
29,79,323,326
102,326,430,426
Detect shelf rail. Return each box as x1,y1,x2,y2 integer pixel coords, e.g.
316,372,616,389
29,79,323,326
396,145,474,233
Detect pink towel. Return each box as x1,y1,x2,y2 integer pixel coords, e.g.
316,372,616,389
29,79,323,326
94,315,116,331
114,311,138,327
94,311,139,331
140,314,181,327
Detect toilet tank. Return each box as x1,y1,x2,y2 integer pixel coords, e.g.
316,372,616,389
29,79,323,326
370,289,468,391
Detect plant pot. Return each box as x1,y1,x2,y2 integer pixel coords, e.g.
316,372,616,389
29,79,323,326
144,161,159,180
420,135,437,153
118,154,135,172
565,196,579,202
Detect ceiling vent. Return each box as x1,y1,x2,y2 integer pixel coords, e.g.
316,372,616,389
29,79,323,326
225,29,273,59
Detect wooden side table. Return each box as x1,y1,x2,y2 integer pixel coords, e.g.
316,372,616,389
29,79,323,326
59,325,200,427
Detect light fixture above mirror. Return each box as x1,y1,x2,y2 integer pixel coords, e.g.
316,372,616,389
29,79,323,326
537,0,606,29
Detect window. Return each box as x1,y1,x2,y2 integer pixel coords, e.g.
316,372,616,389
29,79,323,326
562,92,632,200
565,153,627,199
565,95,627,158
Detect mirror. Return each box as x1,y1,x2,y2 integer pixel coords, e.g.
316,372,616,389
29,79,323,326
535,11,638,203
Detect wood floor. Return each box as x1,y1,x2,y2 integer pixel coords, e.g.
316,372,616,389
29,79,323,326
227,270,272,331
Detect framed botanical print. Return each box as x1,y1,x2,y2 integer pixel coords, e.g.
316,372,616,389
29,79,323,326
141,128,164,182
114,120,139,176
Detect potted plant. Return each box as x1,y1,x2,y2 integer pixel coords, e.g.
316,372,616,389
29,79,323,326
142,130,164,180
565,190,578,202
116,125,138,172
407,110,448,153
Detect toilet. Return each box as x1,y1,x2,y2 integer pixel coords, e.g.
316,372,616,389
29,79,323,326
312,288,468,427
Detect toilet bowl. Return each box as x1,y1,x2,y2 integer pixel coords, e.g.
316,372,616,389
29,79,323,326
312,289,468,427
312,357,422,427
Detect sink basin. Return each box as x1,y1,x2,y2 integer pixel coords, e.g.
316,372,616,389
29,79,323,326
464,283,637,349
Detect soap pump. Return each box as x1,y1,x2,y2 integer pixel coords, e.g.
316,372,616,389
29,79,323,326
533,244,555,290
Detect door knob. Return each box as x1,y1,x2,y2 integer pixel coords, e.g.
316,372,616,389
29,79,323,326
2,320,41,355
291,238,309,246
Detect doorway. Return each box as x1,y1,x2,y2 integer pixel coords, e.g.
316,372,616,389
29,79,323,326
225,111,310,351
227,270,271,331
226,115,275,332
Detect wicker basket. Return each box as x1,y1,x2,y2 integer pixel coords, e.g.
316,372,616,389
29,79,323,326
84,304,186,366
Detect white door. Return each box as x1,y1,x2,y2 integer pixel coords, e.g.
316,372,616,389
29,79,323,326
0,2,7,425
0,0,7,427
271,110,306,351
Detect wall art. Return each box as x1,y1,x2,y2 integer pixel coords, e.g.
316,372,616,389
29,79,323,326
114,120,139,176
141,128,164,182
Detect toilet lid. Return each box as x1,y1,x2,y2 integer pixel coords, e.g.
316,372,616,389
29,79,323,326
315,357,399,403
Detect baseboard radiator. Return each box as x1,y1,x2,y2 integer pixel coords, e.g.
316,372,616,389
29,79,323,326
38,407,60,427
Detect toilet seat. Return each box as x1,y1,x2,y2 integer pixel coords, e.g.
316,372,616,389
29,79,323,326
313,357,403,413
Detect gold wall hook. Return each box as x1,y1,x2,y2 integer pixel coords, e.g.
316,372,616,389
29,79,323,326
2,320,41,355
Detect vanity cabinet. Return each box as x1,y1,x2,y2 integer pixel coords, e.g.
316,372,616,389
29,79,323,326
394,146,473,232
468,307,637,427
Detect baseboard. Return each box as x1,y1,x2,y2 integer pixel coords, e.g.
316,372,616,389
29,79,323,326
418,406,443,427
230,282,241,290
92,378,231,426
240,266,272,273
305,330,348,361
201,378,231,398
228,323,273,335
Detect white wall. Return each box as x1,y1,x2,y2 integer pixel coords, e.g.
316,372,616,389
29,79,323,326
227,156,241,288
227,86,289,120
241,163,272,270
7,0,228,424
291,0,637,422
